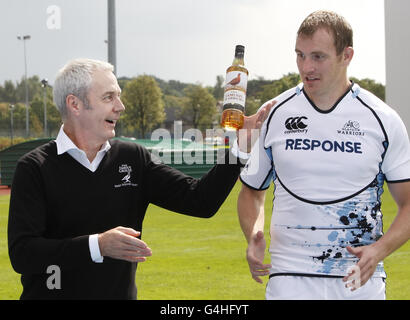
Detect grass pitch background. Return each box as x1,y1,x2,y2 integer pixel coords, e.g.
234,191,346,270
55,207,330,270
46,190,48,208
0,182,409,299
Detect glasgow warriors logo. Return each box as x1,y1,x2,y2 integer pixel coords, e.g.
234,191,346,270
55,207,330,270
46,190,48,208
284,116,308,134
337,120,364,136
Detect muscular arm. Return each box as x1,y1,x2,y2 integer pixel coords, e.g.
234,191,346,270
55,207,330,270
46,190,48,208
345,181,410,289
375,181,410,257
238,184,266,242
237,184,271,283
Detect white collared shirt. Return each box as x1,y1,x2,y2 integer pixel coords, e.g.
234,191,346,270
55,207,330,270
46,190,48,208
55,125,111,172
55,125,109,263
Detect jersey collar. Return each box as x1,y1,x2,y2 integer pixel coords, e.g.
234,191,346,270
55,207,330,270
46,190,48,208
301,82,355,114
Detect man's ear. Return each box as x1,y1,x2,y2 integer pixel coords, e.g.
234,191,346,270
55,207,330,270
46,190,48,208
66,94,81,115
343,47,354,66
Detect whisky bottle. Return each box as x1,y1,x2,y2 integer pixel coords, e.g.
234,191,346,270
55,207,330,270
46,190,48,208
221,45,248,130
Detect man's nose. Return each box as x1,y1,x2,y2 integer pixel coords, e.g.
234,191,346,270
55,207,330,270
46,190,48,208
302,57,315,74
115,97,125,112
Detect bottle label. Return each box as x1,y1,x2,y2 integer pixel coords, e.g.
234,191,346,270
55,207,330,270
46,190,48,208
223,71,248,111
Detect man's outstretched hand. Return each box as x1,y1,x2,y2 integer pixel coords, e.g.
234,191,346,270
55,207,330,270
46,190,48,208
237,101,275,153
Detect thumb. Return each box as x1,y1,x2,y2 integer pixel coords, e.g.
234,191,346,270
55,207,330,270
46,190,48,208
255,231,265,242
346,246,361,257
118,227,141,237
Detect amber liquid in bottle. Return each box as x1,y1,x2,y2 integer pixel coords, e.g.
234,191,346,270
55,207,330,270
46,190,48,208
221,45,248,131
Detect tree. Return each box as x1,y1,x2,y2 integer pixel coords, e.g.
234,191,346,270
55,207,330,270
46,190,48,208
30,87,62,137
0,80,17,103
15,75,43,103
0,103,10,135
163,94,184,129
245,97,260,116
213,75,225,101
0,103,26,137
259,72,301,104
0,73,387,139
121,75,165,138
247,77,273,97
350,77,385,101
180,84,217,130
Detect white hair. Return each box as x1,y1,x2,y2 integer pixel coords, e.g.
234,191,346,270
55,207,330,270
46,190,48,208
53,58,114,119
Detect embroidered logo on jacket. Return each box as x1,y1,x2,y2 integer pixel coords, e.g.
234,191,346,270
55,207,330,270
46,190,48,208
114,164,138,188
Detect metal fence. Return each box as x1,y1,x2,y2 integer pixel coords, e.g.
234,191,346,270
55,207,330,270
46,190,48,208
0,138,224,187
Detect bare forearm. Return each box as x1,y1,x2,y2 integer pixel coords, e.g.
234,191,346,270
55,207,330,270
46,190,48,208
375,182,410,261
237,185,266,243
344,183,410,289
374,205,410,261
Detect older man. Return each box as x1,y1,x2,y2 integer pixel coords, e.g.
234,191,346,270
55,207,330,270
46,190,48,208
8,58,271,299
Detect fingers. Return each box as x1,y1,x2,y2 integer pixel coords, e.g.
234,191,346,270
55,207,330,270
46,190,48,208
343,246,363,291
254,109,266,130
249,258,271,284
120,234,153,261
120,248,152,263
247,232,271,284
242,100,276,129
250,262,272,284
98,227,153,263
260,100,275,116
343,265,361,291
343,246,378,291
116,226,141,237
346,245,361,257
114,227,149,250
122,232,149,249
260,100,275,117
254,101,276,129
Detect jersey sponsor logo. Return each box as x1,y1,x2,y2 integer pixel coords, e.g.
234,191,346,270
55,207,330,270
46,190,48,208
285,138,363,154
284,116,308,134
337,120,365,136
115,164,138,188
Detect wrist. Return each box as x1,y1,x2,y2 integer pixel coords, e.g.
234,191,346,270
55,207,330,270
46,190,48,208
371,237,392,262
231,138,251,160
89,234,104,263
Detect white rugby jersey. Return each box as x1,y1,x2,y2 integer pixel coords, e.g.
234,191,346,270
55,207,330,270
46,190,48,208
240,83,410,278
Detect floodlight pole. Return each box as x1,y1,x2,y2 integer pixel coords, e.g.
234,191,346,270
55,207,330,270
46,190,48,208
108,0,117,75
17,34,31,137
41,79,48,137
9,104,15,145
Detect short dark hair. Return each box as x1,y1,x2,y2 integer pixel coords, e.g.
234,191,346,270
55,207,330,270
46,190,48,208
297,10,353,55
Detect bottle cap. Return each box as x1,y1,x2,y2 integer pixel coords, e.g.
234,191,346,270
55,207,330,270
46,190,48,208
235,45,245,55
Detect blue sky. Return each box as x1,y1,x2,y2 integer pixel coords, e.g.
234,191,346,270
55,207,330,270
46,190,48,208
0,0,385,87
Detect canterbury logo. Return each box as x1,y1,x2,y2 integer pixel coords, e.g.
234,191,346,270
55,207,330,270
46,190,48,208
285,117,308,130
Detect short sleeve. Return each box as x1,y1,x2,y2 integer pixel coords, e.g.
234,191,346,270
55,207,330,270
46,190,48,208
240,121,275,190
382,111,410,182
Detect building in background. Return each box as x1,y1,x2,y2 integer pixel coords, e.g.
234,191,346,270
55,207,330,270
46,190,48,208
385,0,410,135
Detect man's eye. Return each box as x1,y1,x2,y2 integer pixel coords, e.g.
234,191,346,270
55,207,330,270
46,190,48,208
313,54,325,61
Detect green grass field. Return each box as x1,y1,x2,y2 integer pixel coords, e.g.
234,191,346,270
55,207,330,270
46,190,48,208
0,182,409,300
